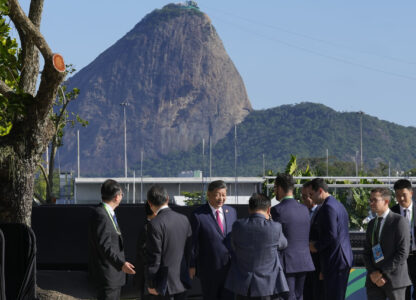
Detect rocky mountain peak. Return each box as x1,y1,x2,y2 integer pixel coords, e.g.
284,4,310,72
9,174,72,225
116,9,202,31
62,3,252,175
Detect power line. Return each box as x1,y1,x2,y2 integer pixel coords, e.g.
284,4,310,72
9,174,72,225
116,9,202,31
209,14,416,81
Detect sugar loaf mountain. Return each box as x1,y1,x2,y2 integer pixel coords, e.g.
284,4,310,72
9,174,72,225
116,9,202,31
60,3,416,177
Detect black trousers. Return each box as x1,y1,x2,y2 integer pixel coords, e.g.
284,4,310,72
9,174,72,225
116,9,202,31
405,253,416,300
236,294,284,300
97,286,121,300
322,268,350,300
146,291,187,300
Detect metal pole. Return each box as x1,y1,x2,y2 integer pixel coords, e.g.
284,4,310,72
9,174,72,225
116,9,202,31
209,136,212,180
77,130,80,178
202,138,205,203
262,153,265,178
326,149,329,177
234,125,238,204
141,150,143,203
360,111,363,171
120,101,129,177
133,170,136,204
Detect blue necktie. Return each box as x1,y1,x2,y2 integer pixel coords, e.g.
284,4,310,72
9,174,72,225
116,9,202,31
112,214,119,228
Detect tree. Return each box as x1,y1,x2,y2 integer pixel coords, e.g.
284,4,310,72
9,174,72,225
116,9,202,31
0,0,66,225
37,68,87,204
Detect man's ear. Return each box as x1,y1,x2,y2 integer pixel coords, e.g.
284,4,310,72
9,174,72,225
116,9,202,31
166,195,170,204
266,206,271,216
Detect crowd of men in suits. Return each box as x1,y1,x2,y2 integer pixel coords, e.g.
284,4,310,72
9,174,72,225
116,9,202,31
87,176,416,300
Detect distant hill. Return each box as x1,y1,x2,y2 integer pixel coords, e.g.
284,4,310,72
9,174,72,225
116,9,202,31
137,102,416,177
60,3,252,174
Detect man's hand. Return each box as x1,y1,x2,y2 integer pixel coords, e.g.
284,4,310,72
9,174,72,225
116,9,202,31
375,277,386,287
309,241,318,253
319,272,324,280
189,267,196,279
148,288,159,295
369,271,383,284
122,262,136,274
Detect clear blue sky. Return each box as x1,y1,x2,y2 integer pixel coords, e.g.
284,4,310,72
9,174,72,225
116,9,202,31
18,0,416,127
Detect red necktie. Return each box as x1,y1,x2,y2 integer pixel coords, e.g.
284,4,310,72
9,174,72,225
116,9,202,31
216,209,224,233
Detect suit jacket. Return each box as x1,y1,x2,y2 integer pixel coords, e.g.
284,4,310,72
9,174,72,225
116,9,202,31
190,204,237,292
225,213,289,297
145,207,192,296
313,195,353,275
363,210,411,288
391,202,416,248
190,204,237,272
88,203,126,288
271,198,315,274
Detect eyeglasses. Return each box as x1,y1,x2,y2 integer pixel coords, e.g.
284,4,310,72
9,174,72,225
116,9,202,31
368,198,382,203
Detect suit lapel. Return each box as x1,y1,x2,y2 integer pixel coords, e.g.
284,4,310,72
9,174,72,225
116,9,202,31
379,212,393,246
223,206,232,235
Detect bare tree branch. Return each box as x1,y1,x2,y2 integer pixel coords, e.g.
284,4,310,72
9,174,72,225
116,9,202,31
8,0,53,60
19,0,44,95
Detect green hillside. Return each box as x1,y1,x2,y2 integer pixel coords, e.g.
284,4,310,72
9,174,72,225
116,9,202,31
136,102,416,177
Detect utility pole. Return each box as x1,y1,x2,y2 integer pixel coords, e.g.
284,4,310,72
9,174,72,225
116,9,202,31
359,111,363,172
120,101,129,178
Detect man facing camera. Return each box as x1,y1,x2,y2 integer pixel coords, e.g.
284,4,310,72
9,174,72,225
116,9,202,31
190,180,237,300
145,185,192,300
88,179,136,300
225,193,288,300
363,188,411,300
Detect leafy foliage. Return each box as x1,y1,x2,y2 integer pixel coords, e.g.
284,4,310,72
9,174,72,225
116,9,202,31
0,11,24,136
182,191,204,206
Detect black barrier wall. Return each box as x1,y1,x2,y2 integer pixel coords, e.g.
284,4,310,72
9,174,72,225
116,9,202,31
32,204,365,270
32,204,251,270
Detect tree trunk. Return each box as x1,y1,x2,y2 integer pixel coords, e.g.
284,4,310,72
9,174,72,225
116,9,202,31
0,148,38,225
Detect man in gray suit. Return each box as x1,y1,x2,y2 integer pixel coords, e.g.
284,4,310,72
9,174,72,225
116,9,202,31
225,193,289,300
363,187,411,300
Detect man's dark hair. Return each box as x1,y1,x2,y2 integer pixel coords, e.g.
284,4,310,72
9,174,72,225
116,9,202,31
371,187,391,200
249,193,271,212
394,179,412,191
101,179,122,201
310,178,328,192
274,173,295,193
208,180,227,192
145,201,153,217
147,185,168,207
302,181,313,189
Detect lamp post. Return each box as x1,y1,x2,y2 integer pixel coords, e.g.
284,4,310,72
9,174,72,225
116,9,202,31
120,101,129,178
359,111,364,171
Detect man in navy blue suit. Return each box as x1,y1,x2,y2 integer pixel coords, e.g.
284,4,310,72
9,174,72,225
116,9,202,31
226,193,289,299
189,180,237,300
307,178,353,300
271,173,315,300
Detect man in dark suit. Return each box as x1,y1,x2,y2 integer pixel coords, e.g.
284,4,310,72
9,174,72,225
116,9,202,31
135,202,156,299
145,185,192,300
225,193,289,299
301,181,322,300
307,178,353,300
271,174,315,300
88,179,136,300
364,187,411,300
189,180,237,300
391,179,416,300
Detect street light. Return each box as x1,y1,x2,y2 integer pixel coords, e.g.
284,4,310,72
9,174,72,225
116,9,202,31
359,111,364,171
120,101,130,178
